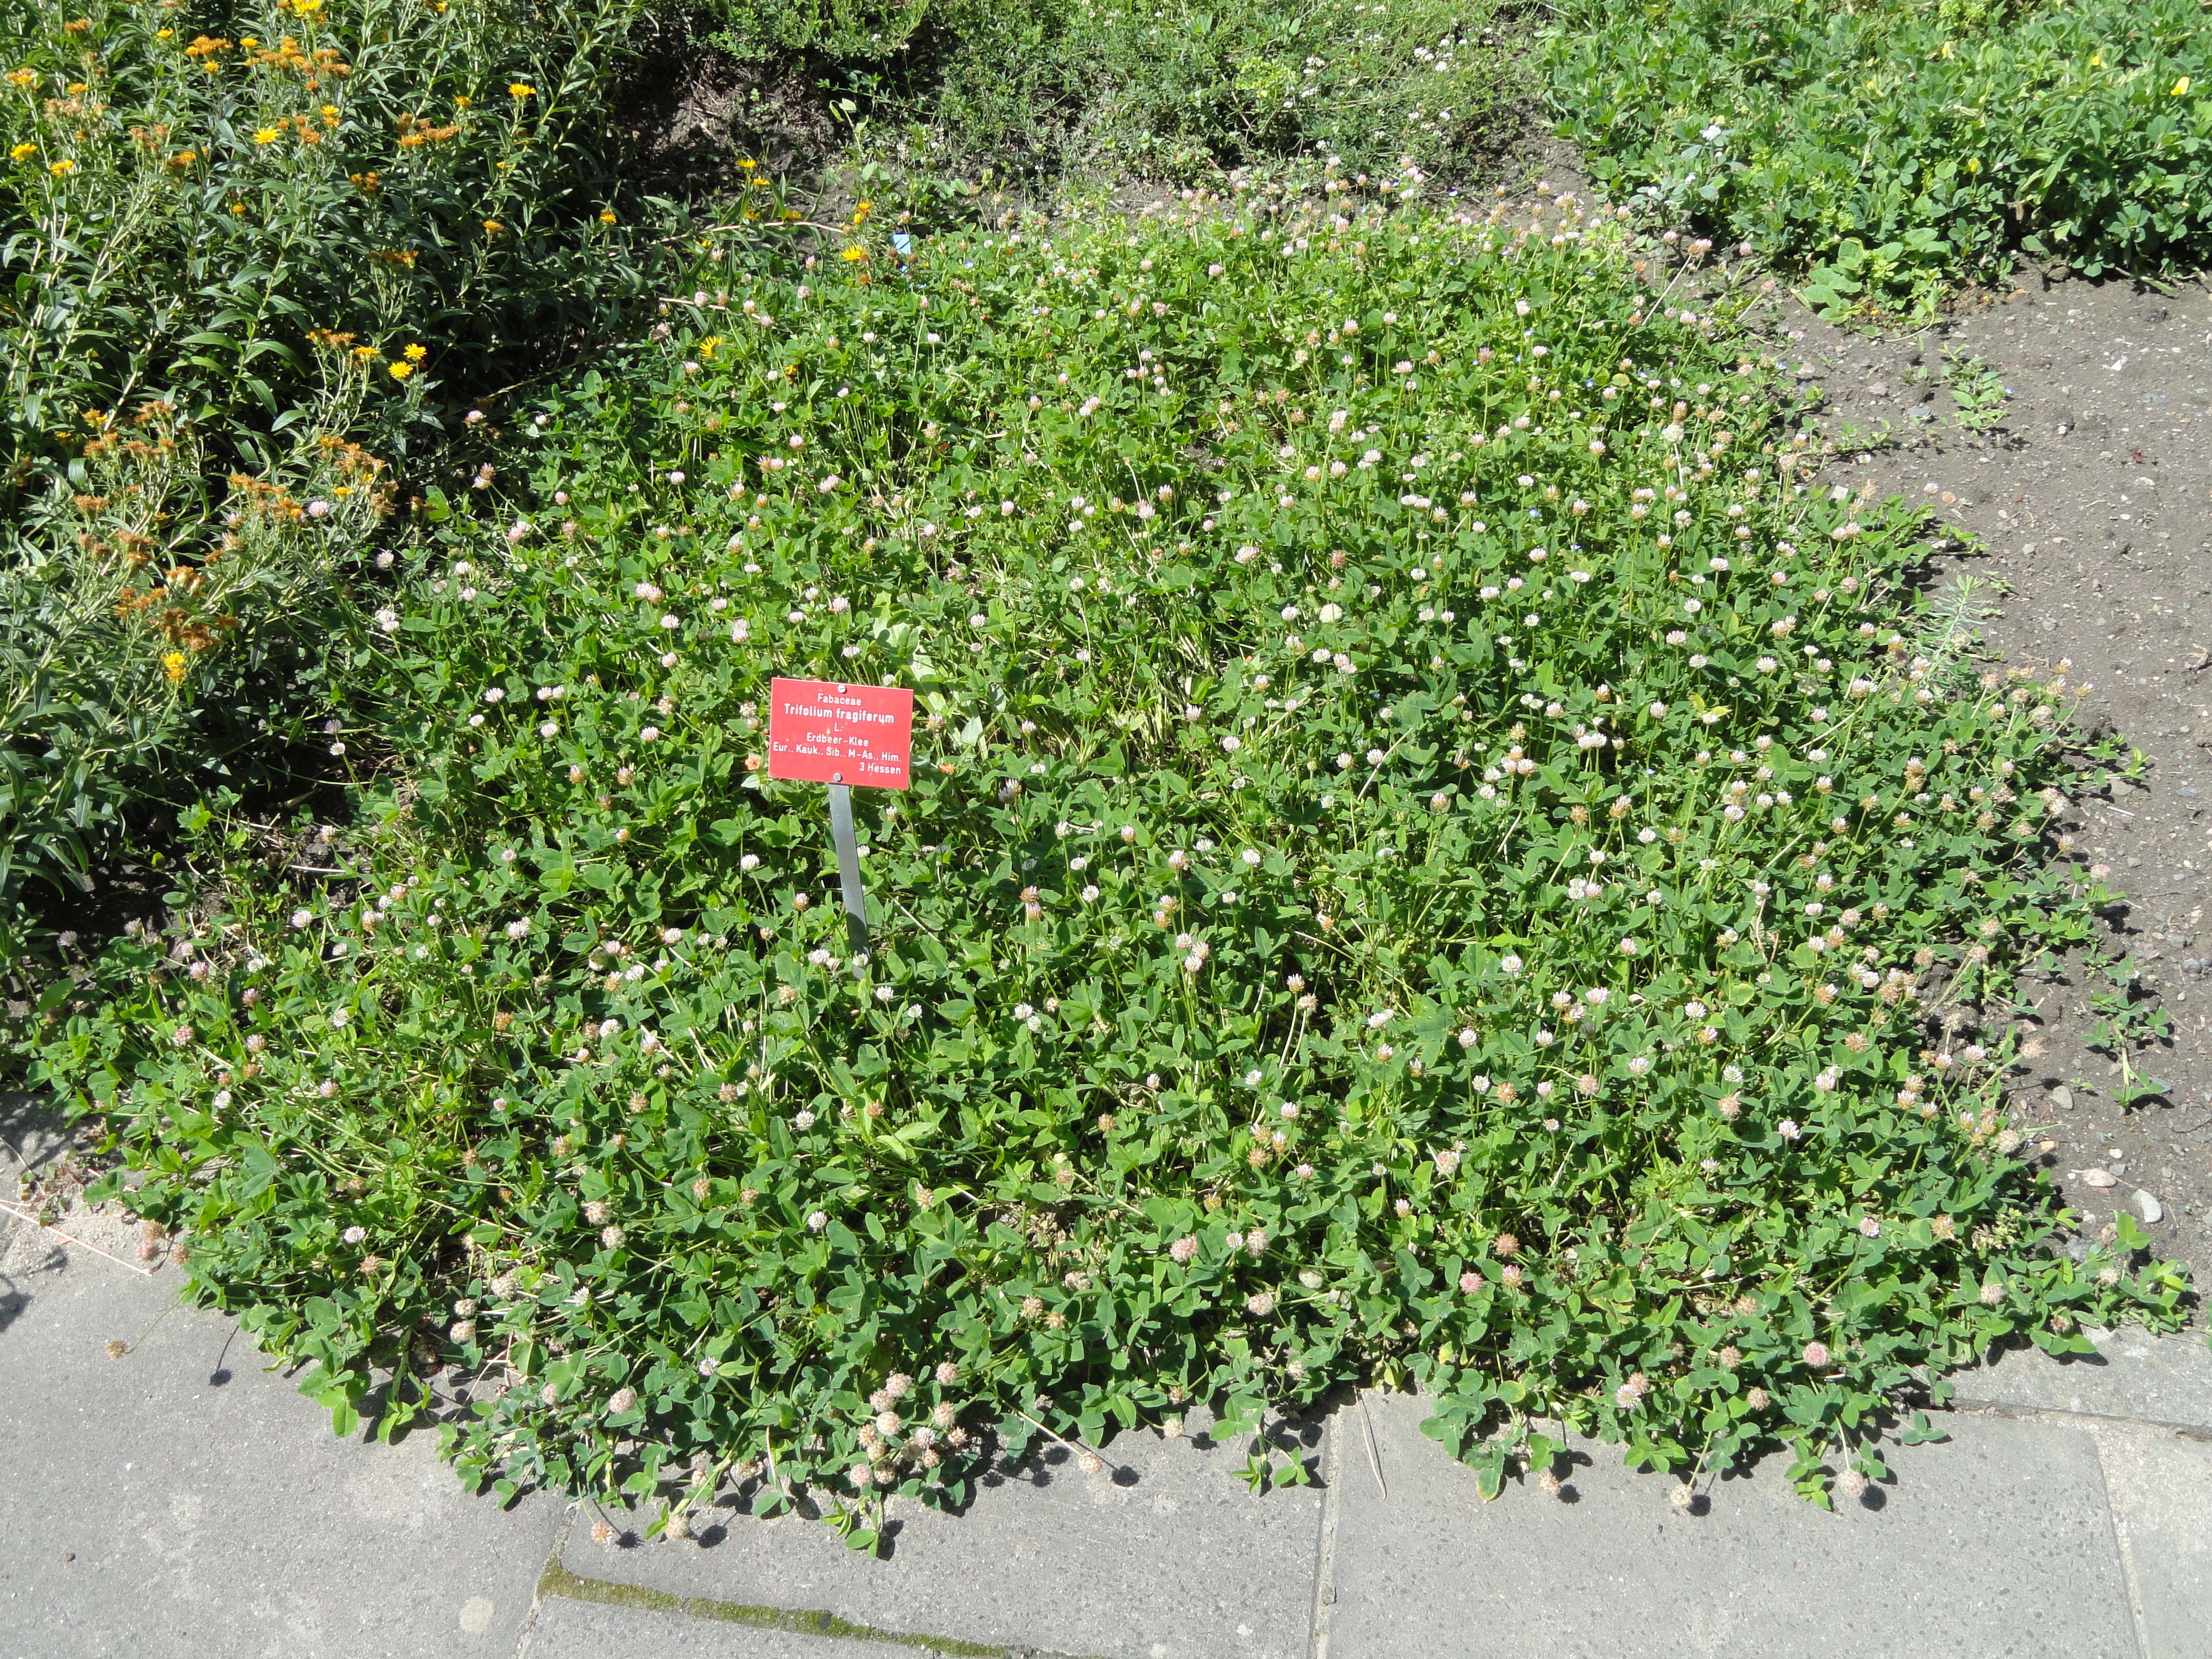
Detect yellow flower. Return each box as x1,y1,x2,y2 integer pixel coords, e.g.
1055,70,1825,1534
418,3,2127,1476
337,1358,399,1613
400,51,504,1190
841,244,867,263
699,336,721,358
854,201,873,218
229,200,245,215
2175,77,2194,97
508,82,535,98
162,651,187,684
388,360,414,380
240,35,259,47
454,95,471,108
154,26,172,36
5,68,38,87
598,208,616,224
48,158,74,176
1965,157,1980,174
9,141,34,160
482,218,503,235
403,342,427,361
321,102,338,124
2089,52,2102,68
351,344,379,360
253,126,280,144
66,81,86,94
737,157,755,170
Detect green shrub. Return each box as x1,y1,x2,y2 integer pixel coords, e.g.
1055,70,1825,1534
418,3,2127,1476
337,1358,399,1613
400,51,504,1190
32,199,2187,1535
1541,0,2212,313
705,0,1519,187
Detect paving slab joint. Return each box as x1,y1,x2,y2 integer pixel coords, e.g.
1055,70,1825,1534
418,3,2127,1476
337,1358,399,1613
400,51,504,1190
1948,1395,2212,1444
511,1502,578,1658
1305,1407,1343,1659
534,1551,1105,1659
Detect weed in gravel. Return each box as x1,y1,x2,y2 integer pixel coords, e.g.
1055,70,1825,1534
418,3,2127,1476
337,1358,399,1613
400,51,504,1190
1941,353,2010,434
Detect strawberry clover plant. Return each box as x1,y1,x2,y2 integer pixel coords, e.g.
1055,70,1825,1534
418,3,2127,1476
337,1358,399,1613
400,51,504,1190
31,190,2188,1543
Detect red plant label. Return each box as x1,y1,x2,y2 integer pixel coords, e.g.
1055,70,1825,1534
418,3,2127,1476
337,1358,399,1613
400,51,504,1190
765,678,914,789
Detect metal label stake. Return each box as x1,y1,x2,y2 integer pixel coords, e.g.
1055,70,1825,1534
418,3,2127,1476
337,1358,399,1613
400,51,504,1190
826,780,869,958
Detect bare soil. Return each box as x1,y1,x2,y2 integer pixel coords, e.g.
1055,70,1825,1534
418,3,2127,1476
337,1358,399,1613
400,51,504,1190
1759,275,2212,1298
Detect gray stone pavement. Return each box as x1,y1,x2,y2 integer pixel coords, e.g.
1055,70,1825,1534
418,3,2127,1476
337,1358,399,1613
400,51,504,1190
6,1150,2210,1659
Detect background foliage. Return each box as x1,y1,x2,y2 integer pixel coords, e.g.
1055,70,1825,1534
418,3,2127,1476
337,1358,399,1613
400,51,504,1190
1542,0,2212,315
703,0,1520,188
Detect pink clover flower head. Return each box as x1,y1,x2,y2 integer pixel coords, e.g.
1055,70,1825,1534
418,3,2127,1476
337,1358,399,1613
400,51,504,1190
1802,1341,1830,1368
1459,1270,1482,1294
1168,1235,1198,1264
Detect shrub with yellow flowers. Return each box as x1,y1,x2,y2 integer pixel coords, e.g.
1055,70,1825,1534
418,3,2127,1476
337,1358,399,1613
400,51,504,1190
0,405,387,935
0,0,655,496
0,0,664,927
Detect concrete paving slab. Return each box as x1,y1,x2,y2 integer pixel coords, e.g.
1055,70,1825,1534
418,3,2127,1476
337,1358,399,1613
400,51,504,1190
2087,1422,2212,1659
560,1415,1323,1659
1952,1328,2212,1432
0,1227,565,1659
1324,1391,2140,1659
523,1593,922,1659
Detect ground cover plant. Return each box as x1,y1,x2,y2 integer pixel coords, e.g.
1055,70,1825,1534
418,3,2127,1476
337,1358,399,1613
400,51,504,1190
28,185,2192,1542
1542,0,2212,315
0,0,653,933
701,0,1517,188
